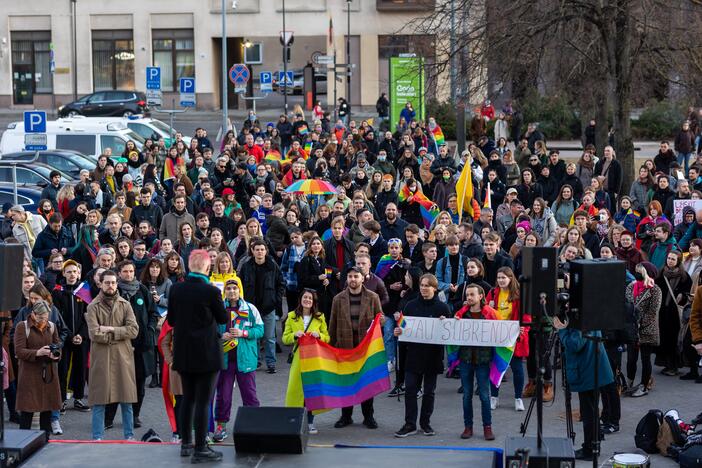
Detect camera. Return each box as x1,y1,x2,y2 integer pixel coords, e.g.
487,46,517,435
48,344,61,358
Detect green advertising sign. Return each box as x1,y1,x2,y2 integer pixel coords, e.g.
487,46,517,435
389,56,425,127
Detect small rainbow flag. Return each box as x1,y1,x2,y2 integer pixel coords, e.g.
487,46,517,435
163,157,177,181
374,254,398,279
73,281,93,304
237,309,249,320
304,141,313,155
265,150,292,168
490,346,515,388
431,125,445,147
397,313,407,329
325,268,333,277
446,345,460,375
420,204,440,231
298,314,390,410
321,227,349,241
298,125,309,136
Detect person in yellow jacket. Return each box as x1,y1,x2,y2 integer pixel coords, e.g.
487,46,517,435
209,252,243,298
283,289,329,435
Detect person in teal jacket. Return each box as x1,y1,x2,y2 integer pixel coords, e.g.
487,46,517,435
648,222,679,271
554,318,614,461
212,279,264,442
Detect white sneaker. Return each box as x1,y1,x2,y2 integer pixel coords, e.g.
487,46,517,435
170,434,181,443
387,361,395,373
308,423,318,435
51,420,63,435
490,396,498,410
515,398,525,411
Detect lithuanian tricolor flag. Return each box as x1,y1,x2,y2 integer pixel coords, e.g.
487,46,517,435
297,314,390,411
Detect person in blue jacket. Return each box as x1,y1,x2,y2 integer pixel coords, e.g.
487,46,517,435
31,213,76,266
553,317,614,462
679,209,702,251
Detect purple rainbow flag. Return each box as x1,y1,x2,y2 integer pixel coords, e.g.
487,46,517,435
73,281,93,304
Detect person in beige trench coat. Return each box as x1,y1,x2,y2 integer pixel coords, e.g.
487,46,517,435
85,270,139,440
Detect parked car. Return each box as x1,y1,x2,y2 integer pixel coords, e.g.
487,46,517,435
0,150,95,179
58,90,148,118
69,116,191,149
0,183,42,216
0,162,75,187
272,70,327,96
1,119,144,157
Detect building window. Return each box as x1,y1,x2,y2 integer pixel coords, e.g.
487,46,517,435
11,31,52,105
92,30,135,91
152,29,195,92
376,0,435,11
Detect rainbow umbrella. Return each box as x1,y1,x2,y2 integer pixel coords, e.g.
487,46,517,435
284,179,337,195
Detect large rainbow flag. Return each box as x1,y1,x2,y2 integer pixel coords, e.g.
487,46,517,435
431,125,445,147
374,253,398,279
298,315,390,410
398,185,440,230
265,150,292,168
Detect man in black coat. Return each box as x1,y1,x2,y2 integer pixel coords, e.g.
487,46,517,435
105,260,158,429
594,146,623,206
167,250,227,462
481,232,515,285
209,198,236,241
324,217,356,292
393,273,450,437
238,240,285,373
129,188,163,230
380,203,409,243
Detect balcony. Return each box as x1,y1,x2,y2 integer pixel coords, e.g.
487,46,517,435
376,0,435,11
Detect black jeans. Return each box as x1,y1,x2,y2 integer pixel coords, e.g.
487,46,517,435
20,411,51,435
59,342,87,401
106,352,146,423
599,382,620,426
626,343,653,386
395,342,408,387
180,371,219,450
405,371,436,428
341,398,374,420
578,390,597,452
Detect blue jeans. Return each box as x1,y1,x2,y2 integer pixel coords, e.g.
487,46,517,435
92,403,133,440
490,358,525,399
262,311,277,368
383,317,397,364
459,361,491,428
678,152,693,173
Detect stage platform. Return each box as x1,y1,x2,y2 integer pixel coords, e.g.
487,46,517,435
26,441,503,468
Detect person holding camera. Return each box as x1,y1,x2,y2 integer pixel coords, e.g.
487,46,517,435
552,316,614,461
13,301,63,436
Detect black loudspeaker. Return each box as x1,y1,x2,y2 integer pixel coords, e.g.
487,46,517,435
233,406,308,454
520,247,558,321
569,259,626,332
0,244,24,311
505,436,575,468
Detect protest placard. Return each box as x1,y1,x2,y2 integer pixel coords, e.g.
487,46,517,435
397,317,520,347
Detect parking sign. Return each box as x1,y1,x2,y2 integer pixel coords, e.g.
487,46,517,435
24,111,47,151
260,71,273,93
179,77,196,107
146,67,161,90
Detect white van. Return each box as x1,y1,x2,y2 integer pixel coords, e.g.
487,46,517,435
1,119,145,157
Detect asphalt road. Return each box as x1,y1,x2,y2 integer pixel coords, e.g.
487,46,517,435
36,318,696,468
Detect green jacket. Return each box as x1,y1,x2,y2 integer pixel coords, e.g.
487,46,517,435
220,299,264,373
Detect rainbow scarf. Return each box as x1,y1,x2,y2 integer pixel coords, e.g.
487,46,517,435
398,185,440,230
431,125,445,147
374,254,398,279
298,314,390,410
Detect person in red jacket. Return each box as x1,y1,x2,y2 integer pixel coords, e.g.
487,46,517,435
244,134,264,164
485,267,530,412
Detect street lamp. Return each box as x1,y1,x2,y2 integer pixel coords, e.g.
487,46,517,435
346,0,352,120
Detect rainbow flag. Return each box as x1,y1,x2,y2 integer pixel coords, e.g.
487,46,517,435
490,346,515,388
304,141,313,155
265,150,292,168
325,268,333,277
73,281,93,304
399,185,439,230
397,313,407,329
298,315,390,410
431,125,445,147
298,125,309,136
374,254,398,279
420,204,440,231
321,227,349,241
236,309,249,320
163,157,177,181
446,345,460,375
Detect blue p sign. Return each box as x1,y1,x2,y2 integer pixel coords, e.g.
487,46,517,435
180,77,195,94
146,67,161,90
24,111,46,133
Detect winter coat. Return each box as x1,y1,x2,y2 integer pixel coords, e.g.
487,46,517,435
615,245,645,274
238,257,285,315
594,158,623,195
558,329,614,392
14,318,62,412
648,237,679,271
486,288,531,358
120,283,159,377
654,150,677,175
614,208,641,233
679,222,702,251
553,199,578,226
402,295,450,374
167,274,228,373
129,202,163,231
563,174,584,201
691,286,702,344
12,213,47,260
31,225,76,264
86,293,140,405
158,327,182,395
265,215,291,254
329,286,382,349
628,181,651,214
159,209,195,244
625,282,662,346
531,210,558,247
220,299,265,373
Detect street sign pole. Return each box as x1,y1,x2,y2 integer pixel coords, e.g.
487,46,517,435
282,0,288,115
221,0,228,141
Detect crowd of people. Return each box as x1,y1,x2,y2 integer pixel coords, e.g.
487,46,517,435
2,101,702,463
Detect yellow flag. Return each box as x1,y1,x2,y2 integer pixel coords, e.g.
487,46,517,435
455,161,474,220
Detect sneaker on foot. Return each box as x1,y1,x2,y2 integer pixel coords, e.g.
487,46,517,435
171,434,182,443
416,389,423,399
51,420,63,435
213,423,228,442
363,417,378,429
515,398,525,412
192,447,223,464
334,417,353,428
73,399,91,411
387,385,405,397
601,423,620,434
490,396,498,410
308,423,318,435
394,423,417,438
267,366,277,374
421,424,435,436
630,384,648,397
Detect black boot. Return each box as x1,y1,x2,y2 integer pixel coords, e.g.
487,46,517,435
191,447,223,464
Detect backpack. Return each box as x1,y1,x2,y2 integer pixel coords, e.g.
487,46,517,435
635,409,664,453
657,415,687,456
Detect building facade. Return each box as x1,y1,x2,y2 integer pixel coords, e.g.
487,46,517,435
0,0,445,111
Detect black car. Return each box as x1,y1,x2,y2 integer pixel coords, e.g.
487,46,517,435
58,90,148,118
0,183,42,216
1,150,95,179
0,162,74,187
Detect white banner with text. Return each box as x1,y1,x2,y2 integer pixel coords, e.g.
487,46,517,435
397,317,520,347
